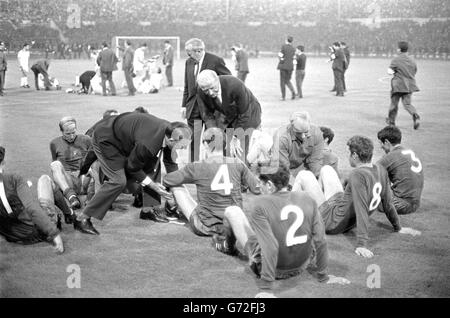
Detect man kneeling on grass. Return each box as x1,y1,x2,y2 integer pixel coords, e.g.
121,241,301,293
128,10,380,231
0,146,64,254
212,166,350,298
292,135,421,258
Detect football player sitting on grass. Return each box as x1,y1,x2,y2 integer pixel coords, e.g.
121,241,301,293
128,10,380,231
212,165,350,298
292,135,421,258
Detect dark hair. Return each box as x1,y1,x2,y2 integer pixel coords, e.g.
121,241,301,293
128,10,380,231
377,126,402,145
398,41,409,52
320,126,334,144
333,42,341,47
259,166,290,191
103,109,118,119
297,45,304,52
165,122,191,140
134,106,149,114
164,40,170,44
340,41,346,46
102,42,108,48
141,43,147,47
287,36,293,43
347,136,373,163
0,146,5,164
125,40,132,46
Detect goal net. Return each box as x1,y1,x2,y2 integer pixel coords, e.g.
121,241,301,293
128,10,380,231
112,36,181,61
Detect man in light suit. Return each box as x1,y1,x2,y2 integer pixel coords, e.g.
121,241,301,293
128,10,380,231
197,70,261,161
96,42,118,96
181,38,231,162
122,40,136,96
163,40,174,87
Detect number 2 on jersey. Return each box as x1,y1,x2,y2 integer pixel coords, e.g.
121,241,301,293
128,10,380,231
402,150,422,173
280,205,307,247
211,164,233,195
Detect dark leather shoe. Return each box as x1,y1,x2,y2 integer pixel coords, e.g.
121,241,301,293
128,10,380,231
164,201,180,220
132,193,143,208
74,218,99,235
140,207,169,223
64,212,76,224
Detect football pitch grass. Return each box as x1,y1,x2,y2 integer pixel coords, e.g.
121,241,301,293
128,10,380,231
0,56,449,298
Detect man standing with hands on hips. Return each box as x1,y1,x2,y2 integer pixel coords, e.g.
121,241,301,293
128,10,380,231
181,38,230,162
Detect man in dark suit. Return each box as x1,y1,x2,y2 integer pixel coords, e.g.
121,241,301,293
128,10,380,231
96,42,118,96
197,70,261,161
181,38,231,162
331,42,346,97
0,41,6,96
277,35,296,100
294,45,307,98
74,112,191,235
163,40,174,87
234,45,249,83
31,59,51,91
341,41,350,92
122,40,136,96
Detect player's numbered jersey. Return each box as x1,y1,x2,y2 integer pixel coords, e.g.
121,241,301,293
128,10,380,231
378,146,424,203
251,191,322,271
164,155,259,216
50,135,91,172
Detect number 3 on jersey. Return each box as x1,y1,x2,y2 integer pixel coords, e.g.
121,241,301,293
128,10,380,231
211,164,233,195
280,205,307,247
402,150,422,173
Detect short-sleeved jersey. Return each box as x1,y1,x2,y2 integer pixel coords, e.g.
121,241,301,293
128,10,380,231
49,135,92,172
377,145,424,205
163,155,260,228
249,191,328,289
330,164,401,247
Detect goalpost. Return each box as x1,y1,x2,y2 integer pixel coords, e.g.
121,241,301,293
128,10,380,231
112,36,181,60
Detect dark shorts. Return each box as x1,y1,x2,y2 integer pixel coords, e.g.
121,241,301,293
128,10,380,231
393,196,418,215
244,235,303,280
319,192,349,234
188,207,224,237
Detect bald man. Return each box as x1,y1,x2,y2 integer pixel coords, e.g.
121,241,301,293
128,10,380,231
46,117,92,209
181,38,231,162
275,111,324,179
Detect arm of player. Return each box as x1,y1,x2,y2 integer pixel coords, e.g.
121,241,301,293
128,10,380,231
378,165,401,232
49,141,58,162
241,163,261,195
310,200,330,282
249,206,278,291
350,173,373,255
163,164,196,189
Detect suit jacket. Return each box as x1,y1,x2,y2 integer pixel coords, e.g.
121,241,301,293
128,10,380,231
235,49,249,73
390,53,419,94
97,47,118,72
332,49,346,72
277,43,295,71
182,52,231,120
122,47,134,71
163,45,174,66
343,47,350,69
0,51,7,72
198,75,261,130
92,112,178,182
31,60,49,71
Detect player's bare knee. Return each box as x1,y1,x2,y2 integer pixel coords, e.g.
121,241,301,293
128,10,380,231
224,206,243,220
38,174,53,186
50,160,64,172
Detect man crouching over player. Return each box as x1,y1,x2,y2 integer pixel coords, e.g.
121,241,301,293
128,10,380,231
0,146,64,253
163,127,260,237
212,165,350,298
293,135,421,258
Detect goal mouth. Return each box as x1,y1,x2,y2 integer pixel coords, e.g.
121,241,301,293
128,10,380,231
113,36,180,60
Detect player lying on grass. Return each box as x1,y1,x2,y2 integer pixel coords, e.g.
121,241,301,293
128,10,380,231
212,166,350,298
292,135,421,258
377,126,424,214
0,146,64,253
163,127,260,236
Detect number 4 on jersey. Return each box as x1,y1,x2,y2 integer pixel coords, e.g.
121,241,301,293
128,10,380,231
211,164,233,195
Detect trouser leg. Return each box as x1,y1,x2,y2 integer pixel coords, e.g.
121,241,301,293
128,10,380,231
388,93,401,124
